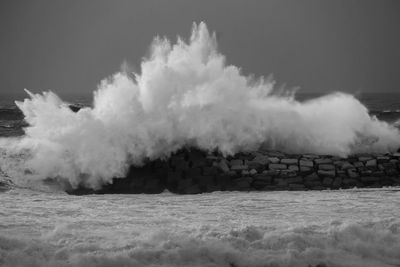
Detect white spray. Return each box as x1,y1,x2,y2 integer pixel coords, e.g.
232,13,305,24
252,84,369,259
1,22,399,188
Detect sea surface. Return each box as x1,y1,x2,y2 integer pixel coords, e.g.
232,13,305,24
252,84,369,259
1,92,400,267
1,188,400,267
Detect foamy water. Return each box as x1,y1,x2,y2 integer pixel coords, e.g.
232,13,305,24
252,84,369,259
1,187,400,267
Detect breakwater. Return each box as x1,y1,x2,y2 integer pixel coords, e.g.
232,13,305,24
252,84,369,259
67,149,400,195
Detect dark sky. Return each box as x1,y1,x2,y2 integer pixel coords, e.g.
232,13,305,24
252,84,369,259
1,0,399,98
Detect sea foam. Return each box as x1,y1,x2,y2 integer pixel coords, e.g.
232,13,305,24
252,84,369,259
0,22,399,188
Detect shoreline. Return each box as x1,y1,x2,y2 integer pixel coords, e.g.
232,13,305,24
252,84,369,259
67,148,400,195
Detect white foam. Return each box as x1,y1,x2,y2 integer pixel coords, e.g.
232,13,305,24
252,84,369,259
1,189,400,267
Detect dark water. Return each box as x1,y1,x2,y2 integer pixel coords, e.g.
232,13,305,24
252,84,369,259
0,92,399,137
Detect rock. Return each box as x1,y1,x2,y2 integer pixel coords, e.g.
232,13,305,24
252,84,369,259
249,169,258,175
353,162,364,168
304,172,320,182
318,164,335,171
305,180,322,187
358,156,373,162
241,169,250,176
184,184,202,194
365,159,377,168
202,166,219,176
342,178,359,187
252,155,270,165
143,179,164,194
215,159,230,173
280,170,297,178
336,170,347,178
314,158,332,165
233,177,253,190
281,158,298,165
288,165,299,171
253,174,273,183
302,154,320,159
289,183,306,190
347,169,359,178
262,170,280,177
317,170,336,177
322,177,333,186
269,163,287,170
299,160,314,167
267,157,280,164
230,159,243,167
267,151,285,158
231,165,249,171
252,176,272,189
299,166,313,175
377,156,390,163
332,177,342,188
360,176,380,183
286,177,303,184
340,162,354,170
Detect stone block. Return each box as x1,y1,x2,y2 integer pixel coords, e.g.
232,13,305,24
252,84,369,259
285,177,303,184
267,157,280,164
241,170,250,176
269,163,287,170
342,178,358,186
315,158,332,164
299,166,313,175
280,169,297,177
302,154,320,159
262,170,280,177
281,158,298,165
332,177,342,188
358,156,373,162
322,177,333,186
304,172,319,182
340,162,354,170
253,174,273,184
202,166,218,176
274,178,288,186
353,162,364,168
233,177,253,190
198,175,215,186
318,164,335,171
289,184,306,190
215,159,230,173
288,165,299,171
365,159,377,168
249,169,258,175
377,156,390,163
311,186,326,190
184,184,202,194
299,160,314,167
305,180,322,187
318,170,336,177
230,159,243,167
347,169,359,178
252,155,270,165
360,176,380,183
231,165,249,171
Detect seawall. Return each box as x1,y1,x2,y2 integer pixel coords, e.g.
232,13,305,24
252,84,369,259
67,148,400,195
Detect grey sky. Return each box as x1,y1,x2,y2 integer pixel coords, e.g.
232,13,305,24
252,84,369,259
0,0,399,98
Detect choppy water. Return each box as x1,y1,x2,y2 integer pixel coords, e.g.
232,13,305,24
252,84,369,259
1,187,400,267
